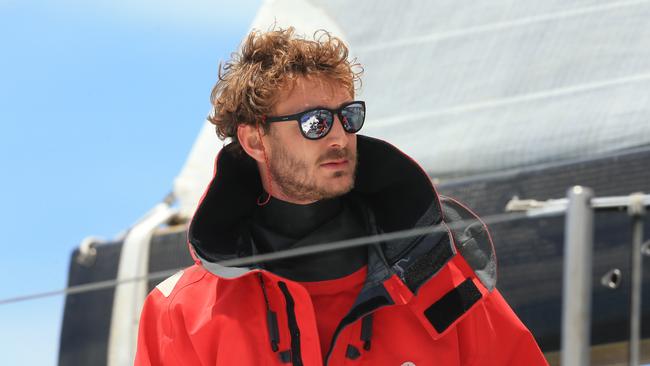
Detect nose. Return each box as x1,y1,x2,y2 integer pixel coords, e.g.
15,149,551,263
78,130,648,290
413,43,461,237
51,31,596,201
326,115,349,148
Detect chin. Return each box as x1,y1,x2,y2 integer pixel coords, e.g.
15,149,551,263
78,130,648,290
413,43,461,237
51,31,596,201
325,178,355,198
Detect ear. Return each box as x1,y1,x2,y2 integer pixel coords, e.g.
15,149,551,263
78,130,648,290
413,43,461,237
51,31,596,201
237,123,267,163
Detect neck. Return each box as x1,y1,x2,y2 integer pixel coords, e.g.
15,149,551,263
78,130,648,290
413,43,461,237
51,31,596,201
258,168,317,205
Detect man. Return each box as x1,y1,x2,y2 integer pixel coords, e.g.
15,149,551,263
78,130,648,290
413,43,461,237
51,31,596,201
135,27,547,365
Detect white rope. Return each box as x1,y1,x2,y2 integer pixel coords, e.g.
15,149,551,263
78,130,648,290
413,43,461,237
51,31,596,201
0,210,528,306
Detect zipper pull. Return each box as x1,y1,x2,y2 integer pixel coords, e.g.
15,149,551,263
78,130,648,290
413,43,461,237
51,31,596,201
267,309,280,352
361,314,373,351
258,272,280,352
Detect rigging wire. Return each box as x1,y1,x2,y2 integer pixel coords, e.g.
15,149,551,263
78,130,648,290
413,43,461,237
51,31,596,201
0,210,529,306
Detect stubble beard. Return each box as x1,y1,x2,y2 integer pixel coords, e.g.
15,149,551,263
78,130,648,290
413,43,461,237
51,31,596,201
268,142,357,202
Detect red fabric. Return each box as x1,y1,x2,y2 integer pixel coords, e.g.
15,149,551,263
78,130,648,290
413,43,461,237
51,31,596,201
135,258,548,365
298,266,367,356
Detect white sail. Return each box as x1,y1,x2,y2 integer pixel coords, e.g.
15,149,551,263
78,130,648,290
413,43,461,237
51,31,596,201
173,0,650,216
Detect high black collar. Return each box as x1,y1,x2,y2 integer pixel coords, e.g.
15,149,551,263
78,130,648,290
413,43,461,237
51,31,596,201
188,135,443,264
254,195,343,240
250,196,368,281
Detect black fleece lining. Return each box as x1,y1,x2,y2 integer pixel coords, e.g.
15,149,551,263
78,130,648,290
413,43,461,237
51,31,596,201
188,148,262,262
403,235,454,293
423,278,481,333
187,135,443,263
354,136,442,234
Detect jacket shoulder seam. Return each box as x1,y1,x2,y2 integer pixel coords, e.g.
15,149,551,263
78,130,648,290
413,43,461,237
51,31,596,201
164,267,209,339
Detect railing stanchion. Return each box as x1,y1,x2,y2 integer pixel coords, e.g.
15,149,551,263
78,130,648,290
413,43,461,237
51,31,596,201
628,193,646,366
561,186,594,366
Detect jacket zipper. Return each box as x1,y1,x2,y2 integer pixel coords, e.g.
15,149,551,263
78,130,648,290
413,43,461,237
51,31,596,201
258,273,280,352
278,281,304,366
323,313,374,364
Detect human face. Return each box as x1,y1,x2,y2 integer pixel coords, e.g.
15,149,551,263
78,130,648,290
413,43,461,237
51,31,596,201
263,76,358,204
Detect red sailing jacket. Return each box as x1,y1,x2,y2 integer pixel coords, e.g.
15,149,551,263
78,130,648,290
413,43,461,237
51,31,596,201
135,135,548,366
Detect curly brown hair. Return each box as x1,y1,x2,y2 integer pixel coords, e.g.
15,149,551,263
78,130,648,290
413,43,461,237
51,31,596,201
208,27,363,154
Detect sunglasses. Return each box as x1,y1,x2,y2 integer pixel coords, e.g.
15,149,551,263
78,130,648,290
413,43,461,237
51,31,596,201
263,101,365,140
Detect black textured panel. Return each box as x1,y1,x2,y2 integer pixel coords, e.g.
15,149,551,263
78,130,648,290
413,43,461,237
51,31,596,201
58,241,122,366
423,278,481,333
437,146,650,352
147,228,195,292
59,227,193,366
437,147,650,217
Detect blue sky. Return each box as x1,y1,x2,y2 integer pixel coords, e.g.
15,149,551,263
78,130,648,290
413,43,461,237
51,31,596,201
0,1,260,364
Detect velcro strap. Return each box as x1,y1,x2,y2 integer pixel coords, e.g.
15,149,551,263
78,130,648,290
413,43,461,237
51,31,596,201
403,234,454,292
423,278,481,333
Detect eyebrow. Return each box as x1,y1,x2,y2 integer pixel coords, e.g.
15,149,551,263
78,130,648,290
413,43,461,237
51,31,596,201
286,99,354,114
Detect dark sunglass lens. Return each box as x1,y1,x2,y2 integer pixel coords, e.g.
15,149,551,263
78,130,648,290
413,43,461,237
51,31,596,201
341,103,365,132
300,110,333,139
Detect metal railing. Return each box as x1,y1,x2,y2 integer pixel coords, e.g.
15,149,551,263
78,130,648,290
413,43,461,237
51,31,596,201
507,188,650,366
